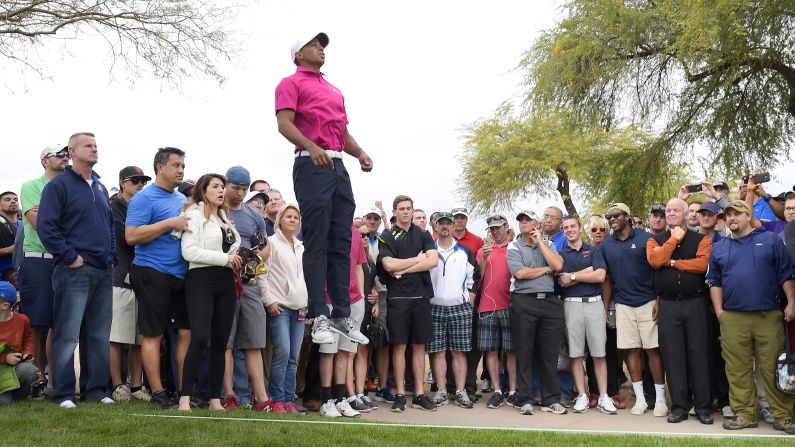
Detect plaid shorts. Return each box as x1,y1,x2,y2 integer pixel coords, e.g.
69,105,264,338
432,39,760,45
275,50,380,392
427,303,473,353
477,309,514,352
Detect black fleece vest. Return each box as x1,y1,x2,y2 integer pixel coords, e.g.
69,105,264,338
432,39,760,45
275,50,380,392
652,230,707,299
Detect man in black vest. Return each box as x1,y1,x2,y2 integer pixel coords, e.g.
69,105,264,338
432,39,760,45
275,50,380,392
646,198,713,424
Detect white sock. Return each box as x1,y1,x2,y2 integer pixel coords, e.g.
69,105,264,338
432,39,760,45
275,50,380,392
601,393,610,400
509,390,516,395
357,393,365,399
632,381,646,403
493,389,502,395
654,384,665,402
347,395,357,403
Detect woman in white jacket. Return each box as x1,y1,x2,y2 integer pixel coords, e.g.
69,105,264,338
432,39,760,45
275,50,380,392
179,174,242,412
263,203,308,414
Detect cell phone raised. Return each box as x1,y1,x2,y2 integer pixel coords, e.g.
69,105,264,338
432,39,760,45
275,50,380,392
686,184,703,193
742,172,771,184
375,201,383,210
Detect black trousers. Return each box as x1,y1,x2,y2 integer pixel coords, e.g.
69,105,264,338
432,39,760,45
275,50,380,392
182,267,236,400
510,293,565,406
658,297,712,414
709,312,729,408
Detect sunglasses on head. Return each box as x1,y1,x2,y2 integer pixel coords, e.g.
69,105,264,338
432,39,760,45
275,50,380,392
124,177,147,185
591,227,606,233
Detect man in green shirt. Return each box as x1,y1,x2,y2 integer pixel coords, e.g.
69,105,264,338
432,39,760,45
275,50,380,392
18,144,68,392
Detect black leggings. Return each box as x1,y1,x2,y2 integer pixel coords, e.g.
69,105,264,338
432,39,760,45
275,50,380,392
182,266,236,400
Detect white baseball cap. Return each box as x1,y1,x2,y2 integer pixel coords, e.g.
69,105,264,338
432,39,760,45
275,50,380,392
40,144,68,160
291,32,329,63
363,207,381,218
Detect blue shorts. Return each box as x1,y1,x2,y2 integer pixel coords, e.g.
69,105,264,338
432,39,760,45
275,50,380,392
18,256,55,328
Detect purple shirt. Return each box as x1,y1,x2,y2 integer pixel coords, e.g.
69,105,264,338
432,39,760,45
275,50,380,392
275,66,348,152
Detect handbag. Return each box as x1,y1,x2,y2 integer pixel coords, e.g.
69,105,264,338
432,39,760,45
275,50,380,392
775,323,795,395
366,317,388,350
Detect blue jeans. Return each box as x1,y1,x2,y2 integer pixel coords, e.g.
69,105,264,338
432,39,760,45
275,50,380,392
50,264,112,403
293,157,354,319
267,307,304,403
233,345,251,404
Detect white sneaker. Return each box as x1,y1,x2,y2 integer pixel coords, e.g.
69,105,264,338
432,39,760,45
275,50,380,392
361,395,378,410
520,403,534,415
112,384,131,401
100,397,116,404
320,399,342,417
426,371,434,384
481,379,492,392
653,400,668,417
631,400,648,415
722,405,736,418
572,393,589,413
131,387,152,401
597,396,618,415
329,317,369,345
688,406,696,416
312,316,336,344
59,400,77,409
336,399,361,418
432,389,449,406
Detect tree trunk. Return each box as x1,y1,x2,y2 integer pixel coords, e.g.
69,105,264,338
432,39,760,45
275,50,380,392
555,164,578,219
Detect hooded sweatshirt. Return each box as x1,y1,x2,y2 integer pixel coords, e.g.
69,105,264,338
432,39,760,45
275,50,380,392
707,227,795,311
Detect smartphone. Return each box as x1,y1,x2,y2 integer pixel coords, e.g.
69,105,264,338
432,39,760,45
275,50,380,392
742,172,771,184
686,184,703,193
375,201,383,210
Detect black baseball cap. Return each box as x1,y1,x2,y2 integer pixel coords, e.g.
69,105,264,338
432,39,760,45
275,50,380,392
119,166,151,182
649,204,665,215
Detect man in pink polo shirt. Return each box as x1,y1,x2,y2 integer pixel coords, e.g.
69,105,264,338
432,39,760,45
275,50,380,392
275,32,373,347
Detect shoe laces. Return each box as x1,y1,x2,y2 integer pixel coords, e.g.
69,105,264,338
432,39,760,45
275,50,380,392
314,316,330,332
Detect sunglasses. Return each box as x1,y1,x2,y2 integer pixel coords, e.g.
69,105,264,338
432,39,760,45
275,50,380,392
360,232,371,238
591,227,606,233
124,177,148,185
633,220,643,226
604,212,625,220
223,226,236,245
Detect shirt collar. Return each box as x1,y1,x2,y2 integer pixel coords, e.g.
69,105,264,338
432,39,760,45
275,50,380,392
296,66,325,77
564,241,590,253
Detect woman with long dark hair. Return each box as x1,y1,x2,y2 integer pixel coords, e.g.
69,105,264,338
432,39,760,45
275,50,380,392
178,174,242,412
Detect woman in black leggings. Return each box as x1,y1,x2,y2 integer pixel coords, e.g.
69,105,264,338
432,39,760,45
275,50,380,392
179,174,242,411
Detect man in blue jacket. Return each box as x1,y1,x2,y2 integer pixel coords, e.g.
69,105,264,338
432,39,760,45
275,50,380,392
707,200,795,433
38,132,116,409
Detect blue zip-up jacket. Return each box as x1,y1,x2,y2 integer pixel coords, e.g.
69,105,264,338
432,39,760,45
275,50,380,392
38,166,115,269
706,227,795,312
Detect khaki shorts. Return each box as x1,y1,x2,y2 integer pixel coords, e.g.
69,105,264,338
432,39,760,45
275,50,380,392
563,298,607,358
616,301,658,349
110,286,141,345
320,299,366,354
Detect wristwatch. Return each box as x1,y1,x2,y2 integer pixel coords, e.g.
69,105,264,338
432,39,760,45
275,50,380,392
669,259,676,267
570,273,577,281
544,266,551,275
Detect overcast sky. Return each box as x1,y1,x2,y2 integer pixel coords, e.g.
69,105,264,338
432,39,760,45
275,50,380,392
1,1,793,236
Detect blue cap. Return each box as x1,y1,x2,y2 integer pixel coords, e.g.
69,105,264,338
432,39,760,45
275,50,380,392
0,281,17,305
225,166,251,186
698,202,722,215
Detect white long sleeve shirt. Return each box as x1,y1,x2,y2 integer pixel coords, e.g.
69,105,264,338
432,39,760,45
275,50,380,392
181,203,240,270
430,239,475,306
262,229,308,310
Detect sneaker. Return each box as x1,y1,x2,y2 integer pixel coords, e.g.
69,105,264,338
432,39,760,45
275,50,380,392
100,397,116,404
481,379,492,392
722,405,736,419
689,406,697,416
286,403,305,414
59,399,77,409
653,400,669,417
375,387,395,403
337,399,361,417
432,389,449,406
311,315,336,344
112,384,131,401
468,390,480,403
773,419,795,434
455,390,474,409
350,397,372,413
252,400,272,412
487,392,504,409
30,379,47,401
365,378,378,392
506,393,517,407
272,402,288,414
189,396,207,409
588,393,598,409
329,316,369,344
630,400,648,416
572,393,589,413
131,387,152,402
391,394,407,413
520,403,534,415
412,394,437,411
241,403,253,410
426,371,434,384
320,399,342,417
723,416,758,430
150,390,178,409
611,394,626,409
361,395,378,410
597,396,618,415
542,402,568,415
223,394,241,410
759,406,774,424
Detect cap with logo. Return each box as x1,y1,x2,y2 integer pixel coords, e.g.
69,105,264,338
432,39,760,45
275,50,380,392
724,200,753,215
714,182,729,190
119,166,152,182
363,207,381,218
609,203,632,216
291,32,330,63
40,144,68,160
649,204,666,215
698,202,722,215
0,281,17,305
435,212,454,224
244,191,270,205
516,210,538,221
451,207,469,218
225,166,251,186
486,214,508,228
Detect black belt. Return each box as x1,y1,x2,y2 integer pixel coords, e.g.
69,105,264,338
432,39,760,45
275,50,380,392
514,292,553,300
659,294,705,301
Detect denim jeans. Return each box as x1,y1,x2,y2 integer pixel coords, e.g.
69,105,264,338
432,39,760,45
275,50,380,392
50,263,112,403
267,307,304,403
233,345,251,404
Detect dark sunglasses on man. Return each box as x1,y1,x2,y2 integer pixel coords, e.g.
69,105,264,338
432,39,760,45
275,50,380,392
124,177,148,186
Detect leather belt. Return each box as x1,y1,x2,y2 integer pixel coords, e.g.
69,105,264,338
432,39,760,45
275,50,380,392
515,292,552,300
24,252,54,259
563,295,602,303
295,149,343,159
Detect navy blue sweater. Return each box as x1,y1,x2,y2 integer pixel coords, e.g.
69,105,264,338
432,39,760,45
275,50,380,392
38,166,115,269
707,227,795,311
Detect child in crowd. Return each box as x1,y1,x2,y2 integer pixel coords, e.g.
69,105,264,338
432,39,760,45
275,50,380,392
0,280,36,405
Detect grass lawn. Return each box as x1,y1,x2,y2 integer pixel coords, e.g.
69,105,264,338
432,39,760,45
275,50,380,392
4,400,789,447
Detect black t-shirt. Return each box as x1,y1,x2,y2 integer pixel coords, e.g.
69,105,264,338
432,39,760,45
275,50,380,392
378,223,436,298
111,196,134,288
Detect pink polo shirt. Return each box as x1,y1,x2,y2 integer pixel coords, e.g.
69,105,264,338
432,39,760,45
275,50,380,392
275,66,349,152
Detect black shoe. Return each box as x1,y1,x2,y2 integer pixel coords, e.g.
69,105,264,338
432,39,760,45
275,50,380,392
189,396,208,409
411,394,437,411
151,390,178,409
391,394,406,413
696,411,714,425
667,411,688,423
